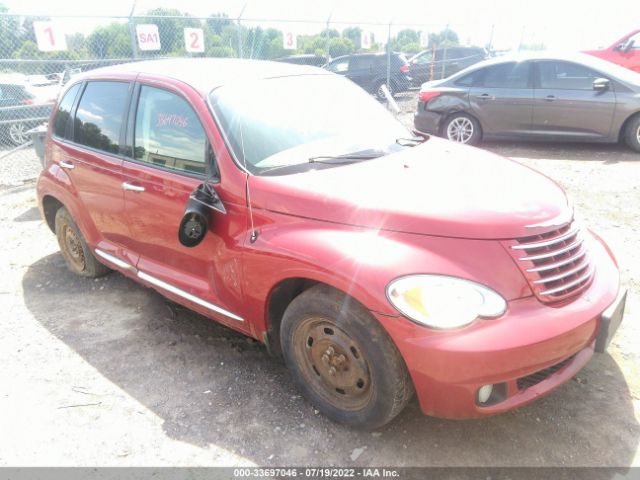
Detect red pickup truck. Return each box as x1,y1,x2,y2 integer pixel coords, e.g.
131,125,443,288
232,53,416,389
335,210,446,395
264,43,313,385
584,30,640,73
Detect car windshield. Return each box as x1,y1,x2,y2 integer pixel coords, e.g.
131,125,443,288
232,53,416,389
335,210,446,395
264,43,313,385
208,74,411,175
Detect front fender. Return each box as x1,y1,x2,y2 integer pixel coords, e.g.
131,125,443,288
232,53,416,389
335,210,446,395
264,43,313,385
242,211,531,334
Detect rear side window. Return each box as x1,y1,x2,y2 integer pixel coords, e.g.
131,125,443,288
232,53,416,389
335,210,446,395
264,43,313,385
133,86,207,175
480,62,531,88
74,81,130,154
350,56,373,70
454,70,481,87
53,83,81,138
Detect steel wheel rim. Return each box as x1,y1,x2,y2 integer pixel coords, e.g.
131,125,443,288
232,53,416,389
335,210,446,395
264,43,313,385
9,123,28,144
446,117,474,143
63,225,86,271
292,316,372,411
636,125,640,144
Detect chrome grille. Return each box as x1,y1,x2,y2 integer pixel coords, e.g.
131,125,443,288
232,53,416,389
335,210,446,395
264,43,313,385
508,222,594,303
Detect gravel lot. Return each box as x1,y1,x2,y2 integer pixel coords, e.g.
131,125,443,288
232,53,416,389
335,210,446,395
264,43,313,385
0,106,638,467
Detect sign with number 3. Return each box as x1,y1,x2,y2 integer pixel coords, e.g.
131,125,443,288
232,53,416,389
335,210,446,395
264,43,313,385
33,21,67,52
184,28,205,53
283,31,297,50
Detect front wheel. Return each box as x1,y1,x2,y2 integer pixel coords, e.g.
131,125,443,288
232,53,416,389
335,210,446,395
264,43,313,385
442,113,481,145
280,285,413,429
623,115,640,153
375,81,395,101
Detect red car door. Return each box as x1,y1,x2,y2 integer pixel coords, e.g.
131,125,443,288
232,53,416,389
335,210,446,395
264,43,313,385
51,80,139,267
121,82,249,332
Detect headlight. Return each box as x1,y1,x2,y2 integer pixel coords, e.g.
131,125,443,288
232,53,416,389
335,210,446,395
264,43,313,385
386,275,506,329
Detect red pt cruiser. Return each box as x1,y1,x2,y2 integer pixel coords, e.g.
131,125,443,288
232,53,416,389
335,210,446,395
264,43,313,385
37,59,626,429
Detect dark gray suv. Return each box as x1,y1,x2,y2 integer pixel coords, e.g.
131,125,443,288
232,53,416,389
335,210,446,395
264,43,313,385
408,47,488,85
413,53,640,151
323,52,412,99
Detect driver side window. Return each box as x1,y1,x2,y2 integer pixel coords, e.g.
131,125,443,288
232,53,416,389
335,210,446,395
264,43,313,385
326,59,348,73
134,86,210,176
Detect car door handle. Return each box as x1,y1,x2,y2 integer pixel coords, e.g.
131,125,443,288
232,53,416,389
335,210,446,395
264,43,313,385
59,160,74,170
122,182,145,193
544,95,556,102
476,94,494,100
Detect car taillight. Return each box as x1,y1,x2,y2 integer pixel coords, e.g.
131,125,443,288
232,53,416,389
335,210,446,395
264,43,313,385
400,65,410,72
19,98,34,105
418,90,441,102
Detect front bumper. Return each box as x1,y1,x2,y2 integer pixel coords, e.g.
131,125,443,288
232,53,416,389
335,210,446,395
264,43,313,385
375,234,621,419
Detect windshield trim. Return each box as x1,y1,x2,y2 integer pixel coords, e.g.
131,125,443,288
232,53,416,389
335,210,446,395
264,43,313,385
205,87,252,176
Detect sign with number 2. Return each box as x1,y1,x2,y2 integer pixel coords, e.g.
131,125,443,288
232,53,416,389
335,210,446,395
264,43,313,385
184,28,205,53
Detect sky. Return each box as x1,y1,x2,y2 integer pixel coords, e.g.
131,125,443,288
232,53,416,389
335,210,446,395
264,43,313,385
2,0,638,52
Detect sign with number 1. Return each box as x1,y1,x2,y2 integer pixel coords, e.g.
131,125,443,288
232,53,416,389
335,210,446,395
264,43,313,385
184,28,205,53
33,21,67,52
361,32,372,49
283,31,297,50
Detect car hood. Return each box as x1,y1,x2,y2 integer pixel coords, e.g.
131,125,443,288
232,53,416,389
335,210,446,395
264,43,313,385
249,137,571,239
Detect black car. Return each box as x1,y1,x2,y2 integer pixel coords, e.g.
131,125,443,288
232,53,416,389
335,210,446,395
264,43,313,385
274,54,328,67
0,82,53,146
323,52,412,99
408,47,488,85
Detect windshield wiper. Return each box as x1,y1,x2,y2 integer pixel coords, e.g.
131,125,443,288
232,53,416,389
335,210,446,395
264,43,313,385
308,152,384,164
395,136,426,147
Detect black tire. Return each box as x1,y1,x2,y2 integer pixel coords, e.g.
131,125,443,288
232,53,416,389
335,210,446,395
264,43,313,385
280,284,413,429
55,207,110,278
374,81,395,101
441,112,482,145
623,114,640,152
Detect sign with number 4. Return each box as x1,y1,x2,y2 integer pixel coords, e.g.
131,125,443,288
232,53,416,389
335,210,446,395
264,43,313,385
33,21,67,52
361,32,372,49
136,24,161,51
184,28,204,53
283,31,297,50
420,31,429,48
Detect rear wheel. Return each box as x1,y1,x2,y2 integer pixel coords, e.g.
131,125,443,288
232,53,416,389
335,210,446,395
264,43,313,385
55,207,110,278
623,115,640,152
8,122,29,146
443,113,481,145
280,285,413,429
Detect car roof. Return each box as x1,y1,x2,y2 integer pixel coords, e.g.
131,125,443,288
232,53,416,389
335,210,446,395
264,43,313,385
445,51,640,87
74,58,331,95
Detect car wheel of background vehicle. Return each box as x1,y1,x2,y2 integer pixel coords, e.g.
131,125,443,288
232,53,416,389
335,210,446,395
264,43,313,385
443,113,481,145
55,207,110,278
280,284,413,429
623,114,640,152
8,122,29,146
375,81,395,101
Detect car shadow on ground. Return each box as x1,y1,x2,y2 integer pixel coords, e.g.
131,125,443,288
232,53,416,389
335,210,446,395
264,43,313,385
22,253,639,467
481,141,638,164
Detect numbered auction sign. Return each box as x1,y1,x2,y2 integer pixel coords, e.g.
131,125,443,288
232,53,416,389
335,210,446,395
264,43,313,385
136,24,161,51
420,31,429,48
184,28,205,53
282,31,297,50
361,31,372,49
33,21,67,52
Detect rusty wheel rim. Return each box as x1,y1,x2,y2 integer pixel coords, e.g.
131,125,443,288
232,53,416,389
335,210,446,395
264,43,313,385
63,224,86,272
293,317,372,411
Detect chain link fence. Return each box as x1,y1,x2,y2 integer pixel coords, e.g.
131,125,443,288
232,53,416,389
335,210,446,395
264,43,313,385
0,11,510,185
